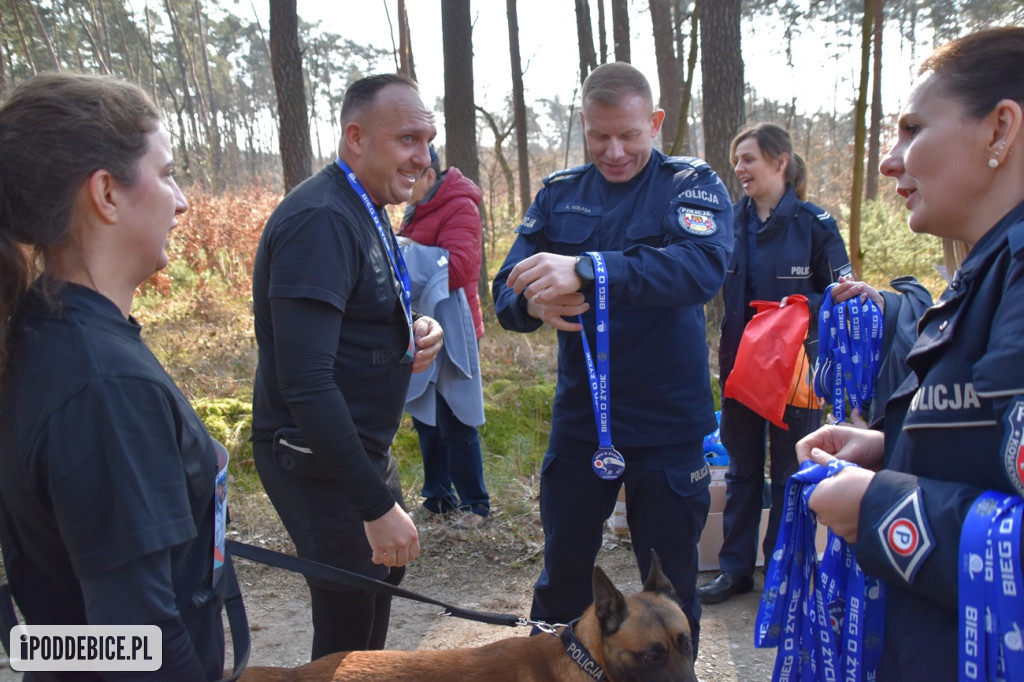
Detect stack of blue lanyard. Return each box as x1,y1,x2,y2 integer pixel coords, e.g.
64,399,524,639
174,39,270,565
755,460,886,681
813,283,884,423
960,491,1024,681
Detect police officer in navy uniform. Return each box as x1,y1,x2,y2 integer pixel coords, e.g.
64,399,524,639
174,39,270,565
798,27,1024,680
492,61,733,655
699,123,852,605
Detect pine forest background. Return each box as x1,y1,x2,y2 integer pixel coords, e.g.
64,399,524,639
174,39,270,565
2,0,1022,503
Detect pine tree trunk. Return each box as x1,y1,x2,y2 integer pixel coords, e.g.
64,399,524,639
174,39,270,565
699,0,743,199
269,0,313,193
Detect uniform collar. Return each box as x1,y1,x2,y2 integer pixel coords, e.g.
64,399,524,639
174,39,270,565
956,199,1024,285
739,186,798,233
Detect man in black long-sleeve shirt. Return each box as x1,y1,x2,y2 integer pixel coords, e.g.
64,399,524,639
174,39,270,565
250,73,442,659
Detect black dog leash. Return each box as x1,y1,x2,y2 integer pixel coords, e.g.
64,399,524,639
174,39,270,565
230,540,610,679
0,541,602,679
227,539,523,627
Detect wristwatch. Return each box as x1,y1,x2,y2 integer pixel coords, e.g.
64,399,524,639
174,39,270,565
574,254,595,292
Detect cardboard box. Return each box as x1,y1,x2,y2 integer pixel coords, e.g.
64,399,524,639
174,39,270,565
708,466,728,513
698,509,771,571
608,466,829,571
699,468,829,571
607,487,629,535
698,508,830,572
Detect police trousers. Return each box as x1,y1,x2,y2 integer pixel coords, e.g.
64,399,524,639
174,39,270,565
530,431,710,655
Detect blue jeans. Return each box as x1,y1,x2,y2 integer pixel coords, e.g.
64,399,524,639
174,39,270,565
413,395,489,516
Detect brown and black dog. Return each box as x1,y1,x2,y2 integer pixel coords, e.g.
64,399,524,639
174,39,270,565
239,551,697,682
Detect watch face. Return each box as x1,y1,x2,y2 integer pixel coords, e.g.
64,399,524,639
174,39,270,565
576,255,595,280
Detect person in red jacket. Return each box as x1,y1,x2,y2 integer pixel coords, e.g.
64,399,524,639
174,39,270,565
401,146,490,529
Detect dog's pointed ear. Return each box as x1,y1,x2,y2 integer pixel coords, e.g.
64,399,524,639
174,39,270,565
593,565,627,635
643,549,676,596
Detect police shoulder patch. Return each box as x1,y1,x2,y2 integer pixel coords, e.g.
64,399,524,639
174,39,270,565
677,207,718,236
1001,397,1024,498
677,185,727,211
876,488,934,583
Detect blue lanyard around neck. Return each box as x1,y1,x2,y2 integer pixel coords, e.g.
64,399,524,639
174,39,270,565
960,491,1024,681
756,459,886,681
335,157,414,356
814,284,884,422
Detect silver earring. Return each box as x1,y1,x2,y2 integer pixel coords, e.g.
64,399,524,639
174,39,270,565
989,157,999,168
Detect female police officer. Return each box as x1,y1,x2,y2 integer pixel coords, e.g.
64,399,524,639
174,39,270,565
798,26,1024,680
699,123,851,605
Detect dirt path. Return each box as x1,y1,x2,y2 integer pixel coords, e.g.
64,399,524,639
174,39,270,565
229,515,778,681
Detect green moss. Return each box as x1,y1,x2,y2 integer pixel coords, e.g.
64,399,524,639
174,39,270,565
388,380,556,509
391,417,425,494
192,397,259,491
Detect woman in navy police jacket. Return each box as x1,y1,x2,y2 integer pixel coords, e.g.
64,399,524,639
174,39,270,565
699,123,852,605
799,27,1024,680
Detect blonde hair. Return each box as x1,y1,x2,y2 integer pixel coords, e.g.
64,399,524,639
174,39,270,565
942,239,970,278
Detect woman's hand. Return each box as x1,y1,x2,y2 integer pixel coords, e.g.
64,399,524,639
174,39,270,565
798,427,884,543
803,448,875,543
796,423,885,470
826,407,869,429
830,275,885,311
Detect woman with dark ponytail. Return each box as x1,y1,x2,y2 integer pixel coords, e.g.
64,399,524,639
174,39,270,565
698,122,853,605
0,73,226,678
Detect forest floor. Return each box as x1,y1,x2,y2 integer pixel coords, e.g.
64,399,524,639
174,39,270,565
225,494,778,681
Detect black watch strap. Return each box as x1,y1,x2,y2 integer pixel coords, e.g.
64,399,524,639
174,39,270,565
574,254,595,292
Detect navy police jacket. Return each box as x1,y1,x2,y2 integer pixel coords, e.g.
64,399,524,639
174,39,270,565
492,150,733,447
868,276,933,424
719,188,851,385
856,200,1024,678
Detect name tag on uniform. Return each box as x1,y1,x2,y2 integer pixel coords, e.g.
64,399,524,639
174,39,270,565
554,203,603,217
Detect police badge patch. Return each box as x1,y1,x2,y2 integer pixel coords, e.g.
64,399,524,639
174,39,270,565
1001,397,1024,498
677,207,717,236
876,488,934,583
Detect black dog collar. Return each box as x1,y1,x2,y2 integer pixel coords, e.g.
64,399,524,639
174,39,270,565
559,619,606,681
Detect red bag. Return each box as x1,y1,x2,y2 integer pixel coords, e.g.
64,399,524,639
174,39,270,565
723,295,810,430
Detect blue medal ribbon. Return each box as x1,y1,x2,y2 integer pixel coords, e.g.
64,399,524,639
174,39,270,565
960,491,1024,682
995,502,1024,679
577,252,624,480
814,284,884,423
335,157,415,358
757,459,886,681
